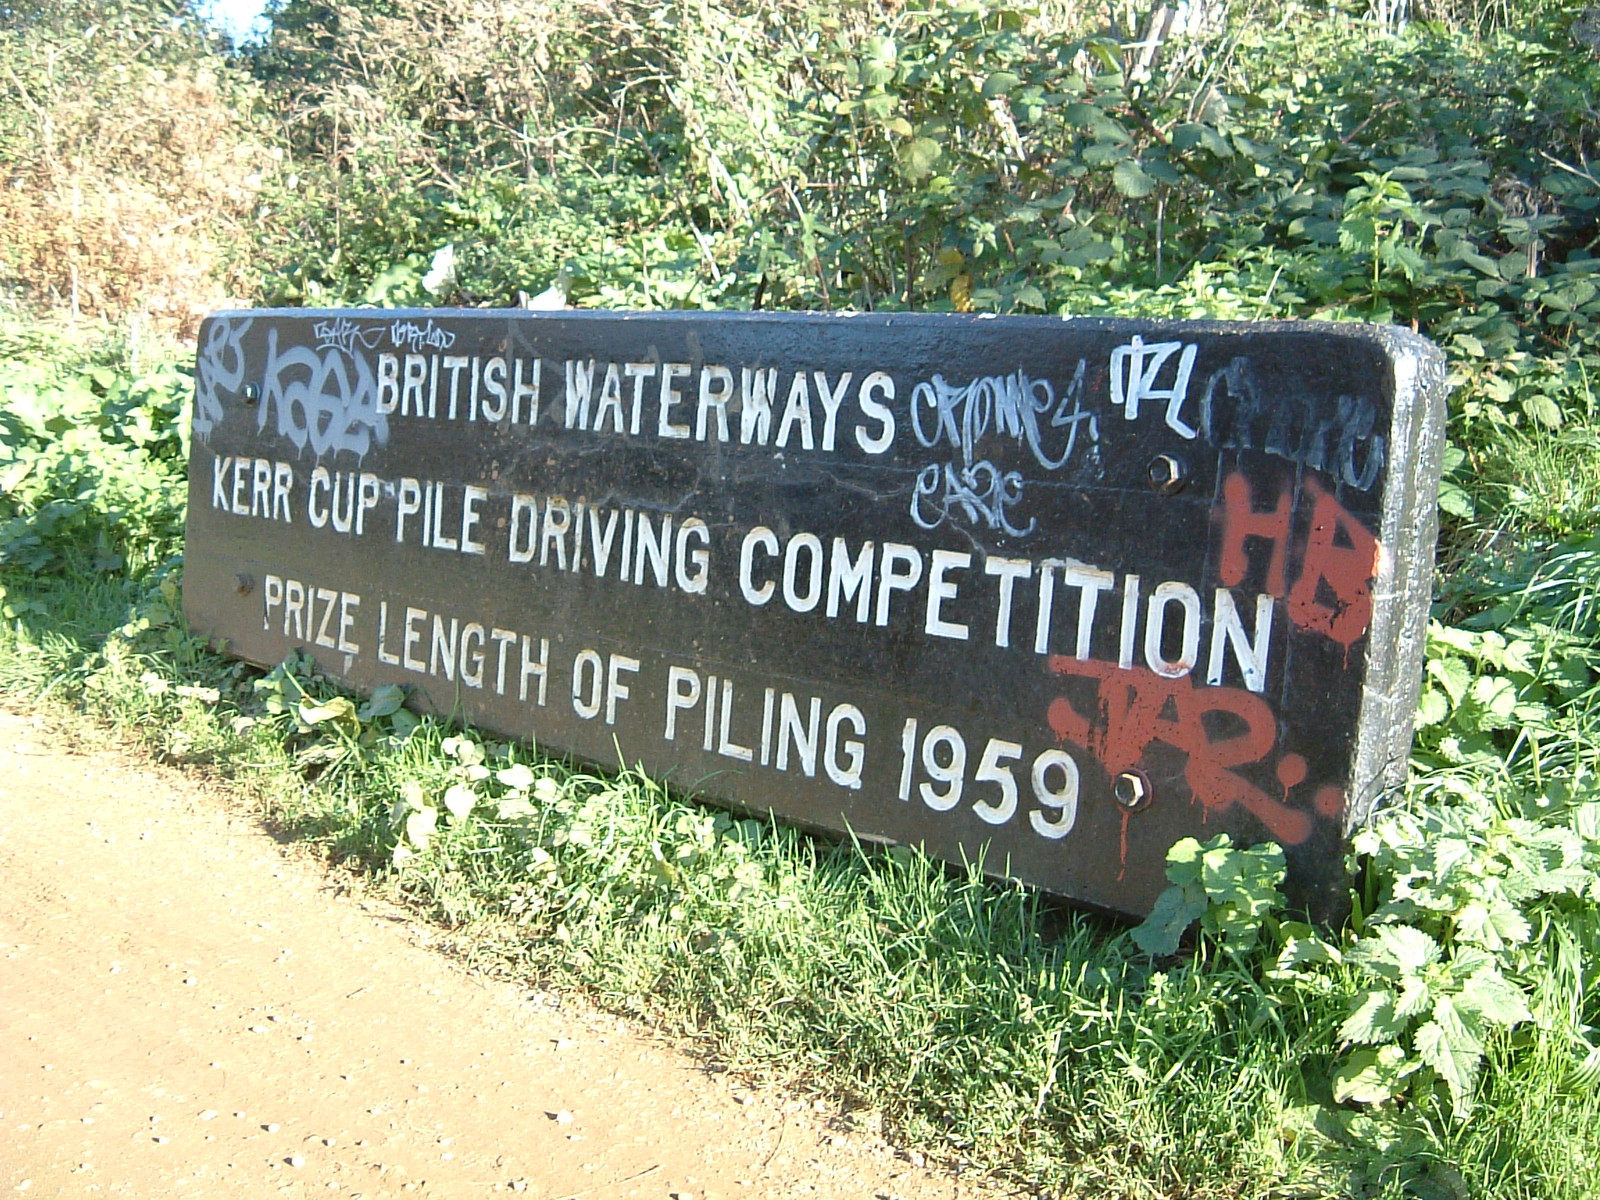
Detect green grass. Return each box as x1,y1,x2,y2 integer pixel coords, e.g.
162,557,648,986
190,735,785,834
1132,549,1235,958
4,300,1600,1196
4,549,1599,1199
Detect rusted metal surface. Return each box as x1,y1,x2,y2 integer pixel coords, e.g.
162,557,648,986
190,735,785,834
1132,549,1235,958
184,310,1447,919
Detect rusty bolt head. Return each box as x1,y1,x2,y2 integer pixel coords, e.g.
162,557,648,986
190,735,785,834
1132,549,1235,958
1113,770,1152,811
1146,454,1187,496
234,572,254,596
240,384,260,405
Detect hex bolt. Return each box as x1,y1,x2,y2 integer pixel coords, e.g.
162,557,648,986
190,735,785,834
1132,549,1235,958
234,572,254,596
1146,454,1187,496
1112,770,1152,812
240,384,260,405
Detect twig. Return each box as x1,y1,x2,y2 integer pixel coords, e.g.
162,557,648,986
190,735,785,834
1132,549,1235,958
551,1162,661,1200
1540,150,1600,190
760,1114,787,1168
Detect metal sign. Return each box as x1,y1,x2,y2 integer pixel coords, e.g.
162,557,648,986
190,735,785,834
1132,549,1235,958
183,310,1447,919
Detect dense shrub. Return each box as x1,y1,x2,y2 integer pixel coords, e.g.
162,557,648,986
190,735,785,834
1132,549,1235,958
0,0,270,330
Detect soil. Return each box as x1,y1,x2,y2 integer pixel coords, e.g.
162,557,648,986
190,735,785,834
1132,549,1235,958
0,708,1006,1200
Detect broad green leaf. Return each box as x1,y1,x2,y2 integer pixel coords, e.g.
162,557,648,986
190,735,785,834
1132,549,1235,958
1531,866,1597,896
442,735,486,767
358,683,406,720
1497,250,1529,281
1427,657,1472,706
1417,688,1451,727
1276,922,1341,969
1416,997,1483,1114
900,137,942,180
1454,966,1532,1028
1332,1044,1418,1105
1012,283,1046,310
1352,925,1440,977
1164,836,1206,887
1130,881,1207,955
862,91,897,120
298,695,357,729
1437,481,1474,520
1472,675,1519,723
1395,977,1432,1021
1455,901,1531,950
981,71,1020,99
1523,392,1563,428
1112,158,1156,199
1059,240,1113,268
1340,989,1403,1045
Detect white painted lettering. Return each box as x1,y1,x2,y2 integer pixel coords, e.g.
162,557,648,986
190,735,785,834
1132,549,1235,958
658,363,691,439
740,368,776,445
1207,589,1274,693
739,526,778,605
855,372,896,454
396,477,422,544
376,599,399,664
460,485,487,555
519,636,549,705
460,622,486,688
675,518,710,594
402,606,426,673
1061,562,1114,659
571,649,602,718
984,556,1031,649
664,666,701,741
696,366,733,442
824,703,866,789
925,549,971,640
782,532,824,613
874,543,923,627
826,538,874,622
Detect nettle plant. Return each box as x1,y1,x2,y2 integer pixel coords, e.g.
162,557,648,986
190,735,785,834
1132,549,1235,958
1139,792,1600,1118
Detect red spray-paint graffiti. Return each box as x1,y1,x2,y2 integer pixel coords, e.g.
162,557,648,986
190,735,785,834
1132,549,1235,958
1046,656,1314,846
1217,472,1380,651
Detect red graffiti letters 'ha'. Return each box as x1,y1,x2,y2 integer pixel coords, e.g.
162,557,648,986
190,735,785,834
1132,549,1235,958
1217,473,1292,596
1216,471,1380,650
1046,656,1313,846
1287,477,1379,650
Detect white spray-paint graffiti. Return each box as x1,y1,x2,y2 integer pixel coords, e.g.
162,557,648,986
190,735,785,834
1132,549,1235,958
1109,336,1200,438
193,316,253,442
313,316,386,355
260,328,389,459
909,361,1099,536
390,319,456,354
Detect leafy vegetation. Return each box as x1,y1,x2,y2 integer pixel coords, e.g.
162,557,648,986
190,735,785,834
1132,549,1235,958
0,0,268,328
5,0,1600,1196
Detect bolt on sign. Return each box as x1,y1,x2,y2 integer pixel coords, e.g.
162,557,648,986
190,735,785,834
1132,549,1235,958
184,311,1447,920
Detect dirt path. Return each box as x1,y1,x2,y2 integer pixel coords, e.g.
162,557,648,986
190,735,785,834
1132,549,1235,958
0,709,1003,1200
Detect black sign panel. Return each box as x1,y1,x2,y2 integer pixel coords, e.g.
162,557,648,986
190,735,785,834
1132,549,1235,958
183,310,1447,919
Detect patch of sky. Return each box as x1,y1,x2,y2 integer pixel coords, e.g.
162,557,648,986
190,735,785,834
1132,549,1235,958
196,0,269,44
